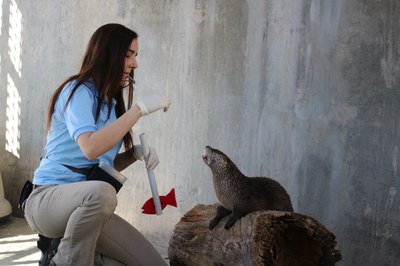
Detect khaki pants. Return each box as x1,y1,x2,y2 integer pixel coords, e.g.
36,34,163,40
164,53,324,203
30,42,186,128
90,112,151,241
24,181,167,266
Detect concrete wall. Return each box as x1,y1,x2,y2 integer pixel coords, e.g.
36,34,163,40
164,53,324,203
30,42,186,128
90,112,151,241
0,0,399,264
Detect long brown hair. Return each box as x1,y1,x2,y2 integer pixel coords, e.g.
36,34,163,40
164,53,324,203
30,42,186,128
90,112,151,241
46,23,138,158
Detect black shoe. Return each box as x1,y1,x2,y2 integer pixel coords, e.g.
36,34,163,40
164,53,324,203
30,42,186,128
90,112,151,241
37,234,61,266
48,259,57,266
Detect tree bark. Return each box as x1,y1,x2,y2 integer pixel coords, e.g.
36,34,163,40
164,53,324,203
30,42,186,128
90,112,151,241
168,204,342,266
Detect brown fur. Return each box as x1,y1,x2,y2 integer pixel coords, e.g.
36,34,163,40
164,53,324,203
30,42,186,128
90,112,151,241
202,146,293,229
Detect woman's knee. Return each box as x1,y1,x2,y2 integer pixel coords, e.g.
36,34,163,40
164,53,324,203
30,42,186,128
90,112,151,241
85,182,117,215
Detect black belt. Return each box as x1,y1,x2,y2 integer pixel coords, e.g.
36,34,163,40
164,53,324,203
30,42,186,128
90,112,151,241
32,165,95,189
63,164,95,176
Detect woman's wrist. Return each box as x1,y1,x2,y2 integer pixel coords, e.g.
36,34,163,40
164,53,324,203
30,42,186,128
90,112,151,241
126,104,142,122
131,104,143,117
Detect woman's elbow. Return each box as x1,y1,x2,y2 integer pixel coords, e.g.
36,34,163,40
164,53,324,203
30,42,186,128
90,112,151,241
82,150,98,161
77,132,99,160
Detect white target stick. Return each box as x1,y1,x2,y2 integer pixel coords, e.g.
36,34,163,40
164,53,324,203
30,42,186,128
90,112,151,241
139,133,163,215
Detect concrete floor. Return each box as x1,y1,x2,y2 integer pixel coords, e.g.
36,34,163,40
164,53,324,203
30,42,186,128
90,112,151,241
0,217,171,266
0,216,41,266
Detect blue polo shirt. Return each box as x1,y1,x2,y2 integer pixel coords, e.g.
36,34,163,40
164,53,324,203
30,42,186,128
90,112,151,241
33,80,123,185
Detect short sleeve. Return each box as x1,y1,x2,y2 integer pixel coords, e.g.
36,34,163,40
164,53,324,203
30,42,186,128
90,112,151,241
58,83,98,141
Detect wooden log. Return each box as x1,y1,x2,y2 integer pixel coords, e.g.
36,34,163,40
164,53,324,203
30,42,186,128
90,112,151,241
168,204,342,266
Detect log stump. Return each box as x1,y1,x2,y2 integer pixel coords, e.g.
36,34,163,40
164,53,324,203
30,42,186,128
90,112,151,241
168,204,341,266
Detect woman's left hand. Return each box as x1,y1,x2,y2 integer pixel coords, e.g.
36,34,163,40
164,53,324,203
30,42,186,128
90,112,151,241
133,145,159,170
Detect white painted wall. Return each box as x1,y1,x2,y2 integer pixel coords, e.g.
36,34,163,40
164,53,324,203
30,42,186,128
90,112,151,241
0,1,399,264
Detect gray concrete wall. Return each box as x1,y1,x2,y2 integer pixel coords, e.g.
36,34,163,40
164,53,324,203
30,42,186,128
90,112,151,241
0,0,399,264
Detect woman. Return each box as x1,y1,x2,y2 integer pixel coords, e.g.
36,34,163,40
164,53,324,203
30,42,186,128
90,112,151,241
24,23,170,266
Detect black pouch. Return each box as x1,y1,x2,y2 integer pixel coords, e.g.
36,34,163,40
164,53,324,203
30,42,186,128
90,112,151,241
86,165,123,193
18,180,33,209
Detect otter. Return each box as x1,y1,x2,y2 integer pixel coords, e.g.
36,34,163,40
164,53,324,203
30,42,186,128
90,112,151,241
202,146,293,230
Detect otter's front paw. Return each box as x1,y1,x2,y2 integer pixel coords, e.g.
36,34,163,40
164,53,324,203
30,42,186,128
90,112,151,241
224,215,239,230
208,217,220,230
224,220,235,230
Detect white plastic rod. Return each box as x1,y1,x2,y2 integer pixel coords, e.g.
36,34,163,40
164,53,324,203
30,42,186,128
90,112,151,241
139,133,163,215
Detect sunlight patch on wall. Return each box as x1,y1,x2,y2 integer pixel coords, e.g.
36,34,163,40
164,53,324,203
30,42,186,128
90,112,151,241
8,0,22,77
0,0,3,36
5,74,21,158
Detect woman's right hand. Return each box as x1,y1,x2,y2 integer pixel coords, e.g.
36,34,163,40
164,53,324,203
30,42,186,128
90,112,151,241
136,94,171,116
